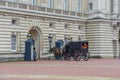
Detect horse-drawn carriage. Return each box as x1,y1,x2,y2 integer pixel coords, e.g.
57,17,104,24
62,41,90,61
52,40,90,61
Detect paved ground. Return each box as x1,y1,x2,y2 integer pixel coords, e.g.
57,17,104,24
0,59,120,80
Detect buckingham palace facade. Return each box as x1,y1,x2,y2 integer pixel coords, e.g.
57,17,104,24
0,0,120,61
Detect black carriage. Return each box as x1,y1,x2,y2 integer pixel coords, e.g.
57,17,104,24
63,41,90,61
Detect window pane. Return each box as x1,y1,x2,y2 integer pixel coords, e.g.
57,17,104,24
89,3,93,10
78,0,81,12
78,36,81,41
11,35,16,50
64,0,68,10
78,25,81,30
12,20,16,25
32,0,35,5
65,24,68,29
48,0,53,8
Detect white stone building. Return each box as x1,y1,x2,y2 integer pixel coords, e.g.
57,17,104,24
0,0,119,61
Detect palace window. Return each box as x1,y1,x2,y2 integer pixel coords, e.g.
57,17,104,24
11,33,17,51
48,0,53,8
64,0,68,10
32,0,36,5
89,3,93,10
78,25,81,30
78,36,81,41
65,24,68,29
49,23,54,28
78,0,81,12
113,24,117,30
12,19,19,25
12,20,16,25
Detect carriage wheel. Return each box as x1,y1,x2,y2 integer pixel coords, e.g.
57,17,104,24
73,50,81,61
74,55,81,61
62,53,67,60
66,54,71,61
82,53,90,61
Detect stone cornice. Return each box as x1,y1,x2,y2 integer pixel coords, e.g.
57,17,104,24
0,6,87,22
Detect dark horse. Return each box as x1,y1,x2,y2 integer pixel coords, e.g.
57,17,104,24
50,47,62,60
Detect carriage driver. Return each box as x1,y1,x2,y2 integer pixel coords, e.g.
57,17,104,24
82,43,88,48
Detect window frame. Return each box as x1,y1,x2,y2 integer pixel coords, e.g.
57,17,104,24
64,0,68,11
32,0,36,5
78,35,81,41
78,0,81,12
48,0,53,8
78,25,81,30
49,23,54,28
64,24,69,29
12,18,19,26
89,3,93,10
11,33,17,51
12,20,16,25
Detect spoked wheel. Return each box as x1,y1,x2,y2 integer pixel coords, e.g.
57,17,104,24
73,50,81,61
62,53,67,60
66,54,71,61
82,53,90,61
62,55,67,60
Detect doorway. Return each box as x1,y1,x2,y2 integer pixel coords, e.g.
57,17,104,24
29,27,42,60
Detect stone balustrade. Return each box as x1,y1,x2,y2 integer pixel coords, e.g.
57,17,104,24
0,1,85,17
1,1,119,20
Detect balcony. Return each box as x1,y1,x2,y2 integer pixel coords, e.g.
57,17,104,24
0,1,86,18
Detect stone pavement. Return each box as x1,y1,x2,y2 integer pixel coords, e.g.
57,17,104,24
0,59,120,80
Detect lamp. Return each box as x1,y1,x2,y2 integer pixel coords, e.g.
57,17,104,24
48,34,53,50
